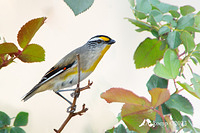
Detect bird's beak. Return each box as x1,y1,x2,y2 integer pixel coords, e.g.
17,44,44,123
108,39,116,45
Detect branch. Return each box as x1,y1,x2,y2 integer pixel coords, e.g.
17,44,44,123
53,54,92,133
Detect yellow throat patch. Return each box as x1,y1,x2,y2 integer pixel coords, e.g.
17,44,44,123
85,45,111,72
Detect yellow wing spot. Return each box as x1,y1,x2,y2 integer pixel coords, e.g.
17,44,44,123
99,36,110,42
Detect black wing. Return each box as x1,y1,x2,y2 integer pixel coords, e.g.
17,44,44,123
37,61,76,86
22,61,76,101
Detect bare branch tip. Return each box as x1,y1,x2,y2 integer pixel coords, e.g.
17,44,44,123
53,129,58,133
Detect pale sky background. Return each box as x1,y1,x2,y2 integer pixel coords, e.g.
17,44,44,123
0,0,200,133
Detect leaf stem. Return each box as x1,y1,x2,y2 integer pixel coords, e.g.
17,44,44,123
173,79,179,93
153,108,168,133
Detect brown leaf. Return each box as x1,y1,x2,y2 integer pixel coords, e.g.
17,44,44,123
121,104,156,133
17,17,47,48
0,43,18,55
149,88,170,108
101,88,151,106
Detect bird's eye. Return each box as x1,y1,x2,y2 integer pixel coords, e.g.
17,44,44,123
96,40,102,44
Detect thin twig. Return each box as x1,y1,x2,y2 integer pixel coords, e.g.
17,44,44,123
178,51,185,58
80,80,93,92
54,54,92,133
173,79,179,93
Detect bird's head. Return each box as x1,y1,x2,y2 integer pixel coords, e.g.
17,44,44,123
86,35,115,50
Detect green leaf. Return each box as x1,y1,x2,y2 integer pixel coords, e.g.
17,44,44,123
165,94,193,115
155,104,170,122
64,0,94,16
195,43,200,51
170,20,178,28
197,11,200,16
154,49,180,79
167,31,181,49
135,28,146,32
10,127,25,133
192,52,200,63
18,44,45,63
161,103,171,115
128,0,135,7
127,18,151,31
14,112,28,126
134,38,166,69
135,0,152,14
195,15,200,27
151,2,178,13
182,116,197,132
147,15,158,26
149,0,160,5
170,109,182,125
117,113,122,122
193,73,200,81
151,29,159,38
105,122,136,133
160,40,167,51
190,56,198,65
180,31,195,53
195,128,200,133
180,5,195,16
148,125,164,133
146,74,168,91
177,14,195,29
0,43,18,55
162,15,173,23
0,111,10,128
17,17,46,49
177,81,200,99
121,104,154,133
169,10,180,18
149,10,163,22
191,73,200,97
0,129,9,133
158,26,170,35
114,124,126,133
184,26,200,32
134,10,147,19
105,128,114,133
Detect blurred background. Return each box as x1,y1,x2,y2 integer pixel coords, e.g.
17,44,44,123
0,0,200,132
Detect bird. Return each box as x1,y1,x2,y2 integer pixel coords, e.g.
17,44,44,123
22,35,115,104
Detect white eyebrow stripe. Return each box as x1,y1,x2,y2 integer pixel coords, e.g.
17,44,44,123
89,37,103,42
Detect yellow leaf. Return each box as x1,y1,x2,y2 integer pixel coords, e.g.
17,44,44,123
149,88,170,108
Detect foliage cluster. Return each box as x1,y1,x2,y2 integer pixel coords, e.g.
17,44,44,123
0,17,46,133
0,111,28,133
0,17,46,69
101,0,200,132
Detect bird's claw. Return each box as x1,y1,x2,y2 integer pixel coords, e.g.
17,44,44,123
70,90,80,98
67,105,76,113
